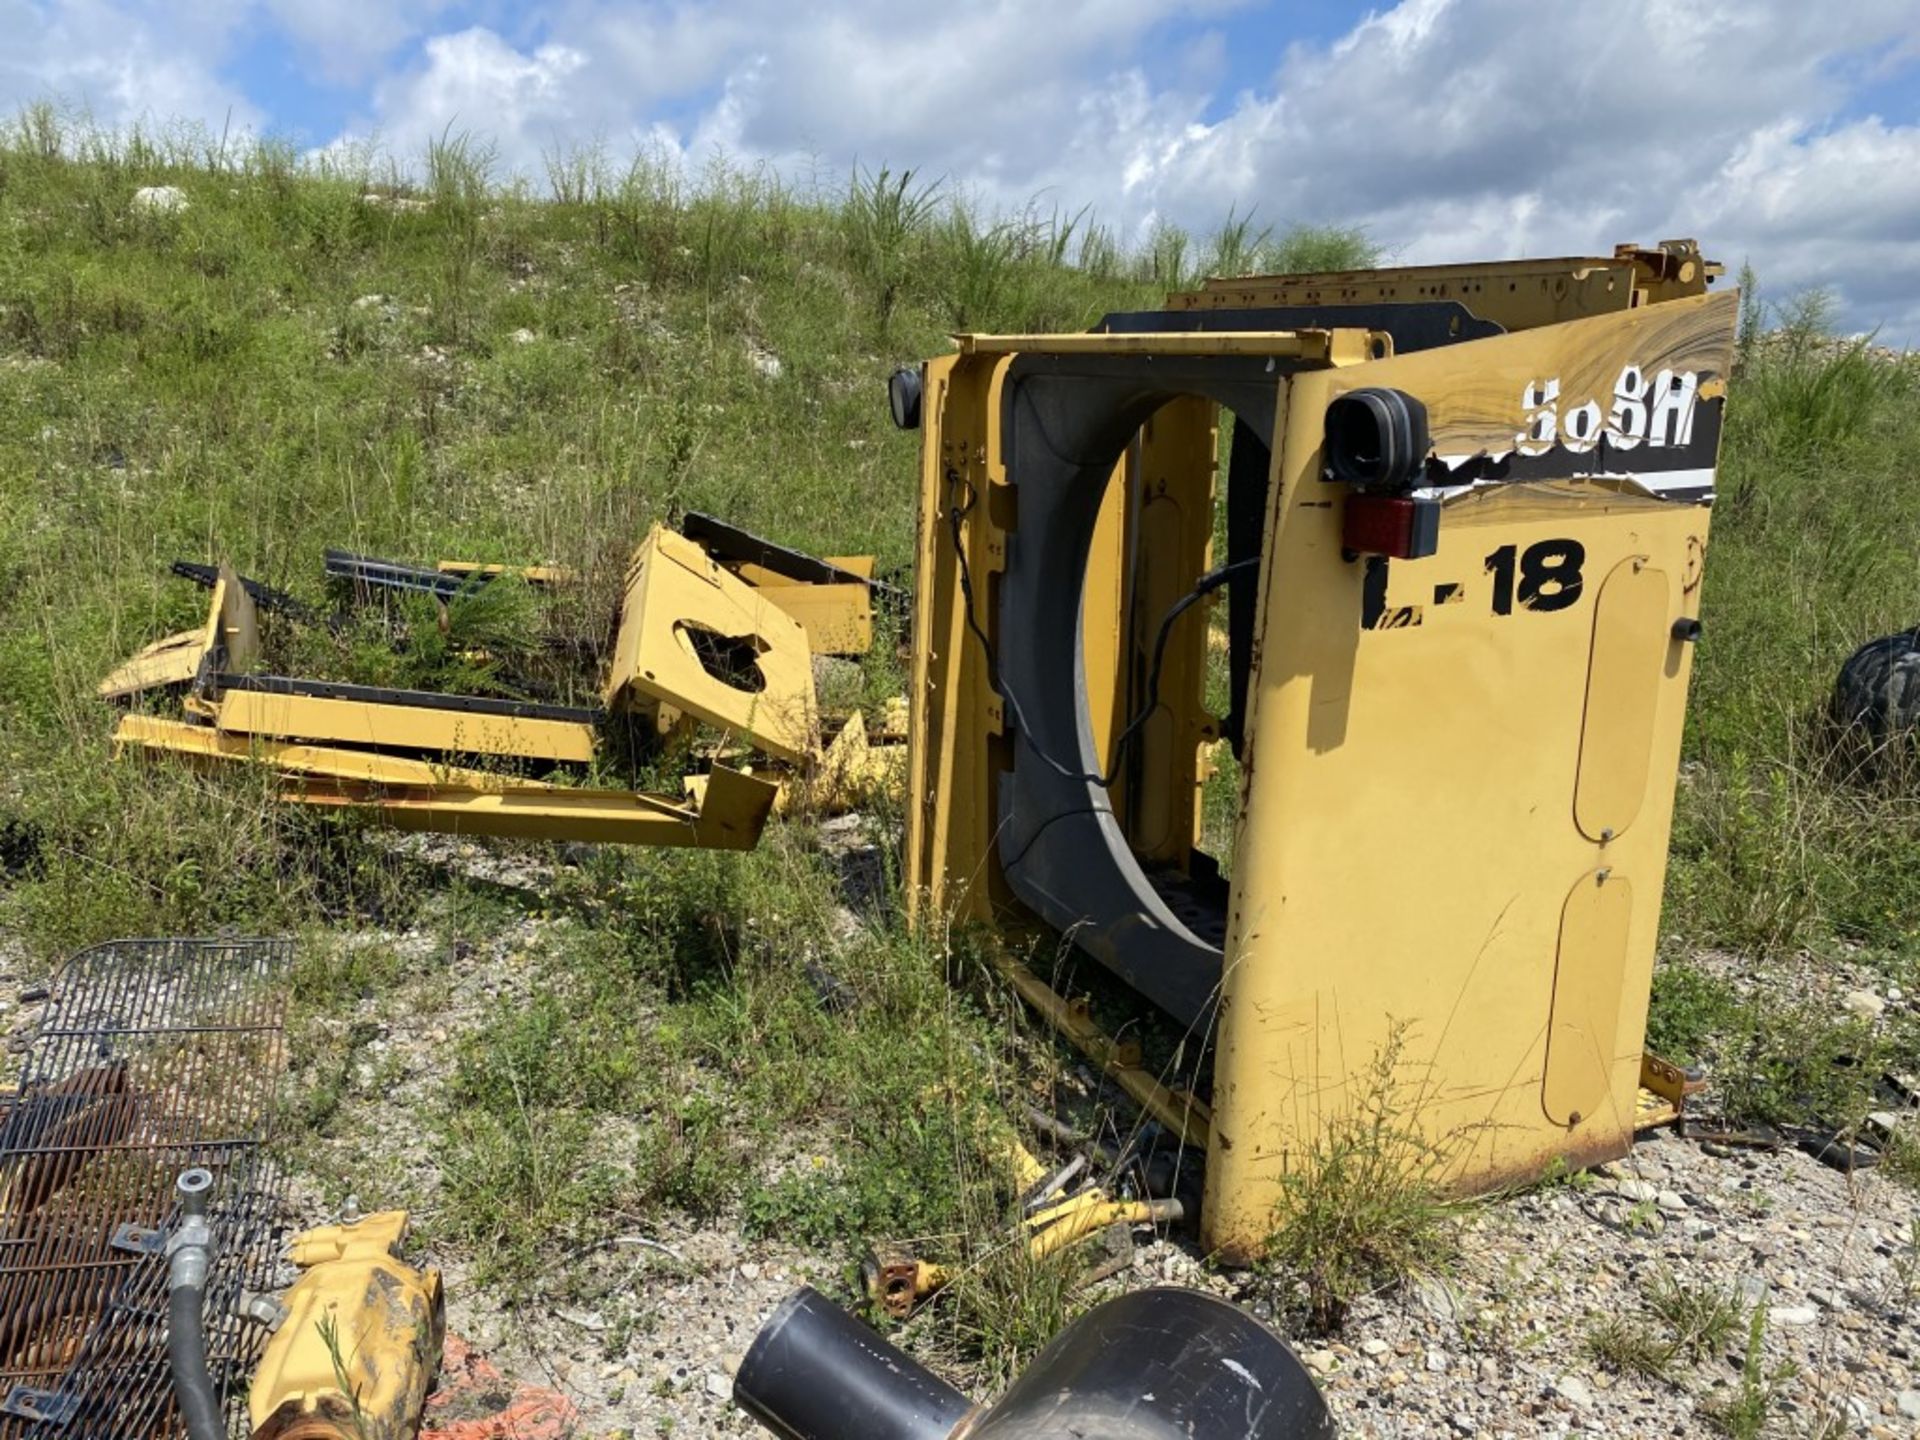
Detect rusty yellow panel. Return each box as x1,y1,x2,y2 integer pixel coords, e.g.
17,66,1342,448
603,525,817,763
214,563,260,674
1203,293,1727,1262
1575,559,1673,840
1543,871,1634,1127
214,688,599,764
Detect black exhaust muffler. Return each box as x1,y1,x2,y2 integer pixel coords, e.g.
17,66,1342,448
734,1285,1336,1439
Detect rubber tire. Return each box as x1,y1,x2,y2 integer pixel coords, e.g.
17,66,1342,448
1833,629,1920,739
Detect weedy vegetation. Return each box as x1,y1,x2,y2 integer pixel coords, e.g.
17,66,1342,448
1260,1027,1468,1332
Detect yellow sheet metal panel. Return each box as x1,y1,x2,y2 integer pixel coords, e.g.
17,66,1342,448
214,689,599,764
1203,294,1728,1262
1575,559,1674,840
1123,397,1219,866
904,353,1011,923
753,580,874,656
97,629,204,698
1543,870,1634,1127
215,563,261,674
734,557,877,654
604,526,818,763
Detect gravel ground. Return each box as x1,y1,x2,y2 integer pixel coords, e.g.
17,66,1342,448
5,853,1918,1438
380,1119,1919,1439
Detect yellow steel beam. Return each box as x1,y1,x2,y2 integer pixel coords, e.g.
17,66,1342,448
213,688,599,764
955,329,1386,363
435,560,578,587
287,770,772,849
983,939,1211,1150
111,715,777,849
1172,240,1720,332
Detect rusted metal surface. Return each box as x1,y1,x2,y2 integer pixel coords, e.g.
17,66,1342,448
0,938,289,1438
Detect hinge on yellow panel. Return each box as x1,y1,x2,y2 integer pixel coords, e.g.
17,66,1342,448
1634,1051,1706,1132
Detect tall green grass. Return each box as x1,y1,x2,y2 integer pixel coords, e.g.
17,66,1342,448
1668,284,1920,958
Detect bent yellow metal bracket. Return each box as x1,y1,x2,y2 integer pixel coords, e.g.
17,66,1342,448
604,526,818,763
249,1210,443,1440
98,563,258,699
213,688,599,764
97,629,204,699
112,715,777,849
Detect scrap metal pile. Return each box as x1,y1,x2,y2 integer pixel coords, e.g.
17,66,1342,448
99,517,907,851
0,938,289,1437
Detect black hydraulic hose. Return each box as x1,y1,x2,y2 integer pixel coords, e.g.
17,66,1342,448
734,1287,976,1440
166,1168,225,1440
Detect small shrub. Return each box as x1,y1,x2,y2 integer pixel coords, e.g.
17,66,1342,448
1262,1026,1468,1331
939,1228,1083,1391
1646,1270,1744,1360
1584,1314,1674,1379
1702,1302,1795,1439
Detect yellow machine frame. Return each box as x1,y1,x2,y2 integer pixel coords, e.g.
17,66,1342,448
904,241,1733,1261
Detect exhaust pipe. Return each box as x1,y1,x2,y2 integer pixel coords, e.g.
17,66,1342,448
731,1287,978,1440
735,1286,1336,1440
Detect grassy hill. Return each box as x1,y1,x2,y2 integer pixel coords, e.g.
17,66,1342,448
4,109,1920,1377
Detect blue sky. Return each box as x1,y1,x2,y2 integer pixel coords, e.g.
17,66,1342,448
6,0,1919,338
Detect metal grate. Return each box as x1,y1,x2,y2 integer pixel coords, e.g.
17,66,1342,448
0,938,291,1439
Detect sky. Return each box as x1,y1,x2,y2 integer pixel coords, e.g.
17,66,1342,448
4,0,1918,340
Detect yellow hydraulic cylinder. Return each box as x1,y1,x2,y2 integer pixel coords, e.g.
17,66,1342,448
249,1211,444,1440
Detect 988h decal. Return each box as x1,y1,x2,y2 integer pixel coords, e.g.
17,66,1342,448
1516,365,1701,456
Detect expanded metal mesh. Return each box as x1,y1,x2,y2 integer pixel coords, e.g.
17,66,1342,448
0,938,291,1439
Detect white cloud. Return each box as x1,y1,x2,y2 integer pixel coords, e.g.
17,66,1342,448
262,0,454,86
363,27,589,160
0,0,262,135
